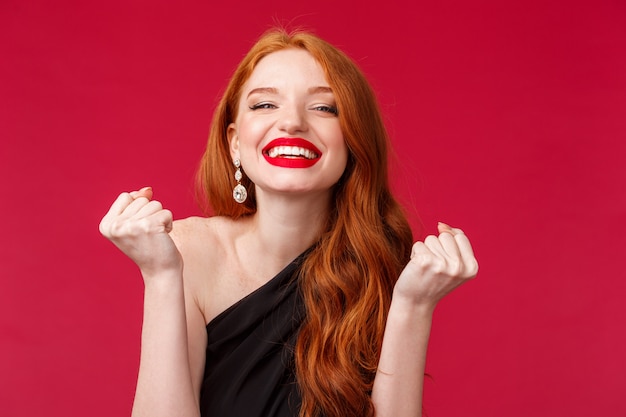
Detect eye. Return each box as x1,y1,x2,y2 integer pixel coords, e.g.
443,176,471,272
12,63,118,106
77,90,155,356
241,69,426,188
249,102,277,110
313,105,339,116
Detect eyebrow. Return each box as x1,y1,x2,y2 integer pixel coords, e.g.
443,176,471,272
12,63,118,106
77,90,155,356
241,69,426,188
247,87,278,98
246,86,334,98
308,86,333,95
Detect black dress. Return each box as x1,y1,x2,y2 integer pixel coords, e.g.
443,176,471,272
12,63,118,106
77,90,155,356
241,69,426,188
199,252,308,417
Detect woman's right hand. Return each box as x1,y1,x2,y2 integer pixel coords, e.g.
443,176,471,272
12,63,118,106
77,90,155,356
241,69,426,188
99,187,183,281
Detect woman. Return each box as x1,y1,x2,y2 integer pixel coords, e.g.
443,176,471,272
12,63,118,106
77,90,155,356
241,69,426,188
99,29,478,417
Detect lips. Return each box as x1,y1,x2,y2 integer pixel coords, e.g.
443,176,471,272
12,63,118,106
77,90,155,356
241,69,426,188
262,138,322,168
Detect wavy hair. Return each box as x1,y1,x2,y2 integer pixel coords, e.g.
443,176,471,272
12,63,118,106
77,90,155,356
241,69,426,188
196,28,414,417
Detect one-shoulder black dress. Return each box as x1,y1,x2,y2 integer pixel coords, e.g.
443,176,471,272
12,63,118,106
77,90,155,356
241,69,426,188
199,252,308,417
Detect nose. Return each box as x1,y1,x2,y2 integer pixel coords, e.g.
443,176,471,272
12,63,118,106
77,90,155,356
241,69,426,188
277,105,308,135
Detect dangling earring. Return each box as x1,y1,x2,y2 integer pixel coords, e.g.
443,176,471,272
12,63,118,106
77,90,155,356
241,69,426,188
232,159,247,204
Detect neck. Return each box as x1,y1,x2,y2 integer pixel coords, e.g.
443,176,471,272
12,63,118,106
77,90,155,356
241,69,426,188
245,188,331,263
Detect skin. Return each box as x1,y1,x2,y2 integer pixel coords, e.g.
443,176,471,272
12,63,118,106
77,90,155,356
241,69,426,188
229,49,349,198
99,49,478,417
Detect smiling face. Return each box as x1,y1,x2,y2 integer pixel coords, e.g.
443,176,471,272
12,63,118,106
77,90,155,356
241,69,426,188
228,48,348,198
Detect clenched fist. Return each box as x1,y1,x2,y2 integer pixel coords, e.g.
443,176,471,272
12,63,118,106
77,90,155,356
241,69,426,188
394,222,478,310
99,187,182,280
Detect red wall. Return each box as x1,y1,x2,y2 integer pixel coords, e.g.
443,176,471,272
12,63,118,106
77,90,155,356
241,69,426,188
1,1,625,415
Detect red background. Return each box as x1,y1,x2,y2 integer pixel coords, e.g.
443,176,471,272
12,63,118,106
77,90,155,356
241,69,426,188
1,1,625,416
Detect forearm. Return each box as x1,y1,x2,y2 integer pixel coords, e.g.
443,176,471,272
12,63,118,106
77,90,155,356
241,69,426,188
132,272,200,417
371,296,434,417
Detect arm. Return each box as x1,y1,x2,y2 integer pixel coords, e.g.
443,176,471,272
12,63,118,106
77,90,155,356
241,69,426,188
99,188,206,417
371,223,478,417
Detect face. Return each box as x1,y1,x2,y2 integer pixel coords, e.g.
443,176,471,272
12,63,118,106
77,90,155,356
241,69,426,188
228,48,348,198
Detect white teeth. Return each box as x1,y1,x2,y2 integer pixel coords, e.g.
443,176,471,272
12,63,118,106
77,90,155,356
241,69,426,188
267,146,318,159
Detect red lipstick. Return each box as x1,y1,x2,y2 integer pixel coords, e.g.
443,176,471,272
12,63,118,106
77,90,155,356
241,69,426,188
262,138,322,168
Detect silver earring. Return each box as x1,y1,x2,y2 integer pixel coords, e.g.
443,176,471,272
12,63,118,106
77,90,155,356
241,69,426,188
232,159,247,203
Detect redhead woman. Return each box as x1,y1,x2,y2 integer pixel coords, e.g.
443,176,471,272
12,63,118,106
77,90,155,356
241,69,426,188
99,29,478,417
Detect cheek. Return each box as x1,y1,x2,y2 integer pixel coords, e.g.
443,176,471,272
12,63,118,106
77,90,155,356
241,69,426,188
237,119,269,149
330,132,349,174
235,119,268,178
330,128,348,160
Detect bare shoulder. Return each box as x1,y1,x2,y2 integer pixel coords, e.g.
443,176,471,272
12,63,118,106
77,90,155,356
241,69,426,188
169,216,239,323
171,216,220,248
170,216,235,269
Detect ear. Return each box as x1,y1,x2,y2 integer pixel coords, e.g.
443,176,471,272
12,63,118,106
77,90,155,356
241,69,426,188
227,122,240,160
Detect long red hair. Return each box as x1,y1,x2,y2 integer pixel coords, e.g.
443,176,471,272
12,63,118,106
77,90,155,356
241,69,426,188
197,29,413,417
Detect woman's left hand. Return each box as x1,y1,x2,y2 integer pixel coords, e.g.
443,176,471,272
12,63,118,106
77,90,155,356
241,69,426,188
393,222,478,311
